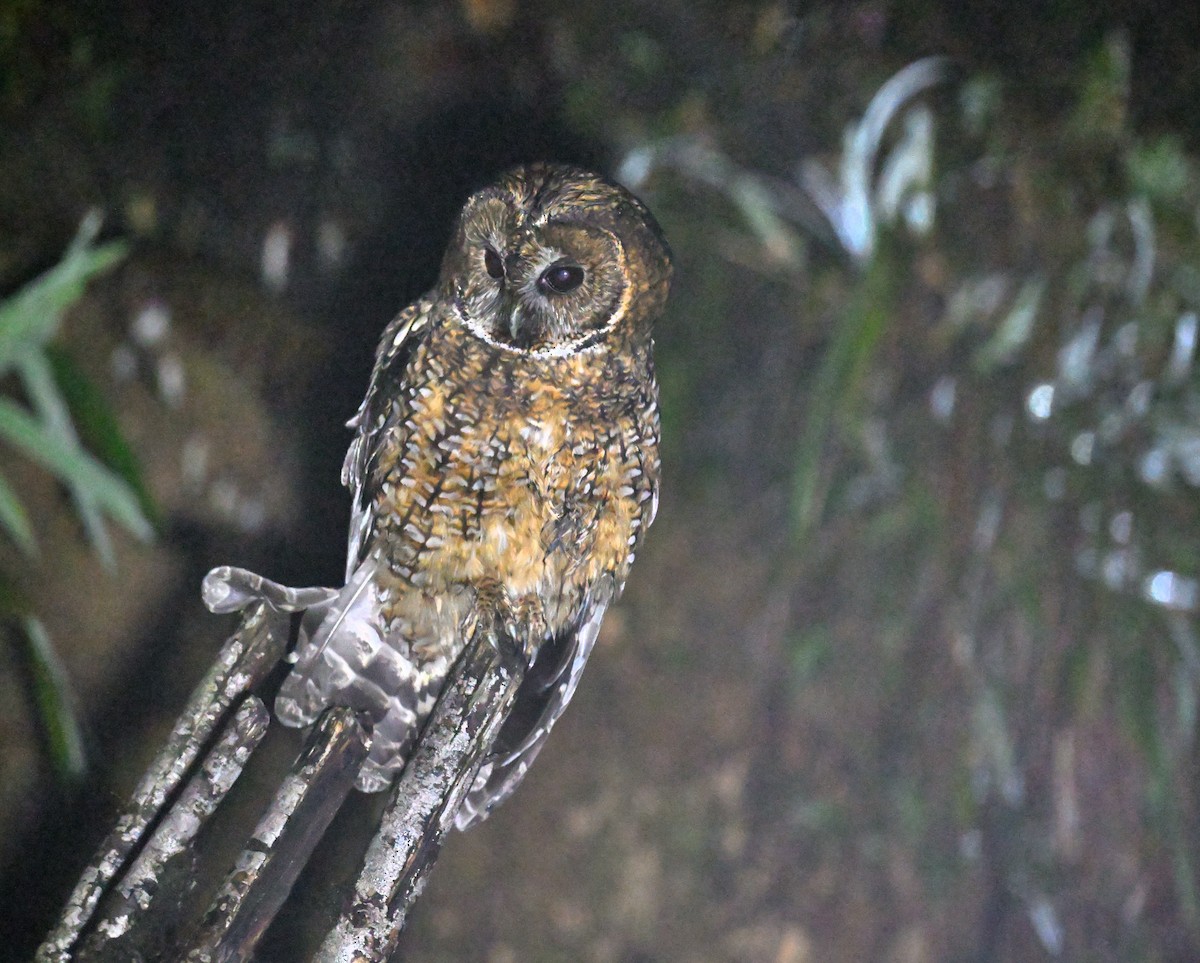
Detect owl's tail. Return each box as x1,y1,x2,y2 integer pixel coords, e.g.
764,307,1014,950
274,555,441,792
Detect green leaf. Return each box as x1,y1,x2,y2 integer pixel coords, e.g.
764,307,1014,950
17,349,118,565
46,346,160,528
0,397,152,545
0,470,36,556
71,485,117,569
1068,32,1131,144
792,244,896,535
1127,135,1195,206
0,220,127,375
972,278,1046,373
19,616,88,783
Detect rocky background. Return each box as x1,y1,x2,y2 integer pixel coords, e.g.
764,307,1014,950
4,1,1200,960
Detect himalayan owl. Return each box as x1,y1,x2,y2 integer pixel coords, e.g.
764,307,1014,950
275,163,671,828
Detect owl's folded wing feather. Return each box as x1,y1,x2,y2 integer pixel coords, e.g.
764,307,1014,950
276,299,434,779
454,595,610,829
342,299,433,578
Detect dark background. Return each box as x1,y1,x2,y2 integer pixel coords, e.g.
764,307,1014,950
4,1,1200,960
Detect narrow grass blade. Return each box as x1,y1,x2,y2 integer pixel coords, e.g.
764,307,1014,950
20,616,88,782
0,470,36,556
0,397,152,543
0,237,128,374
47,346,159,526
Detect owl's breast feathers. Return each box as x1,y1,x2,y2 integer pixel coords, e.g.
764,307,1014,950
369,308,659,647
275,294,660,795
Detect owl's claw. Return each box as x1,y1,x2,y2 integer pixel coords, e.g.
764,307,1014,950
202,565,339,615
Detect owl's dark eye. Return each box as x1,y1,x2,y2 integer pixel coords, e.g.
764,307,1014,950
538,262,585,295
484,248,505,280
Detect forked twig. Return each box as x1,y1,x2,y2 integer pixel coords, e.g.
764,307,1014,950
37,601,291,962
36,569,526,962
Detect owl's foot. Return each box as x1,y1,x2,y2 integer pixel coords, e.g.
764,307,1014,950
202,565,339,615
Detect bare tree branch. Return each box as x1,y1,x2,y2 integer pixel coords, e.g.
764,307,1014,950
76,697,272,962
178,707,371,963
313,619,525,962
36,602,290,962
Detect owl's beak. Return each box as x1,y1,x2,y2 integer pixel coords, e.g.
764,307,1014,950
508,304,536,345
505,300,540,349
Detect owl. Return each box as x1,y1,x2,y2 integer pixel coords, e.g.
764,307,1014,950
275,163,671,827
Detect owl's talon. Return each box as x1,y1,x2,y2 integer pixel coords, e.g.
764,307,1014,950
202,565,339,615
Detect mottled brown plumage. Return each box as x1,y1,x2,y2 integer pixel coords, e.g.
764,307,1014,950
275,164,671,826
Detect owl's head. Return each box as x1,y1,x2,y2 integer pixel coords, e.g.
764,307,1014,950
438,164,671,355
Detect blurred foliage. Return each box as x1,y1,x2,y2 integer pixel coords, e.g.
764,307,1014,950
613,21,1200,958
0,215,150,564
809,35,1200,954
17,614,87,782
790,37,1200,951
0,215,152,783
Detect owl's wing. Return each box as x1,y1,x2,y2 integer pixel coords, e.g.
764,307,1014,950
276,299,435,788
454,593,611,829
342,299,433,578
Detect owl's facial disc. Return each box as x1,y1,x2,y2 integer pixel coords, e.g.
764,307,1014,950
445,194,629,355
